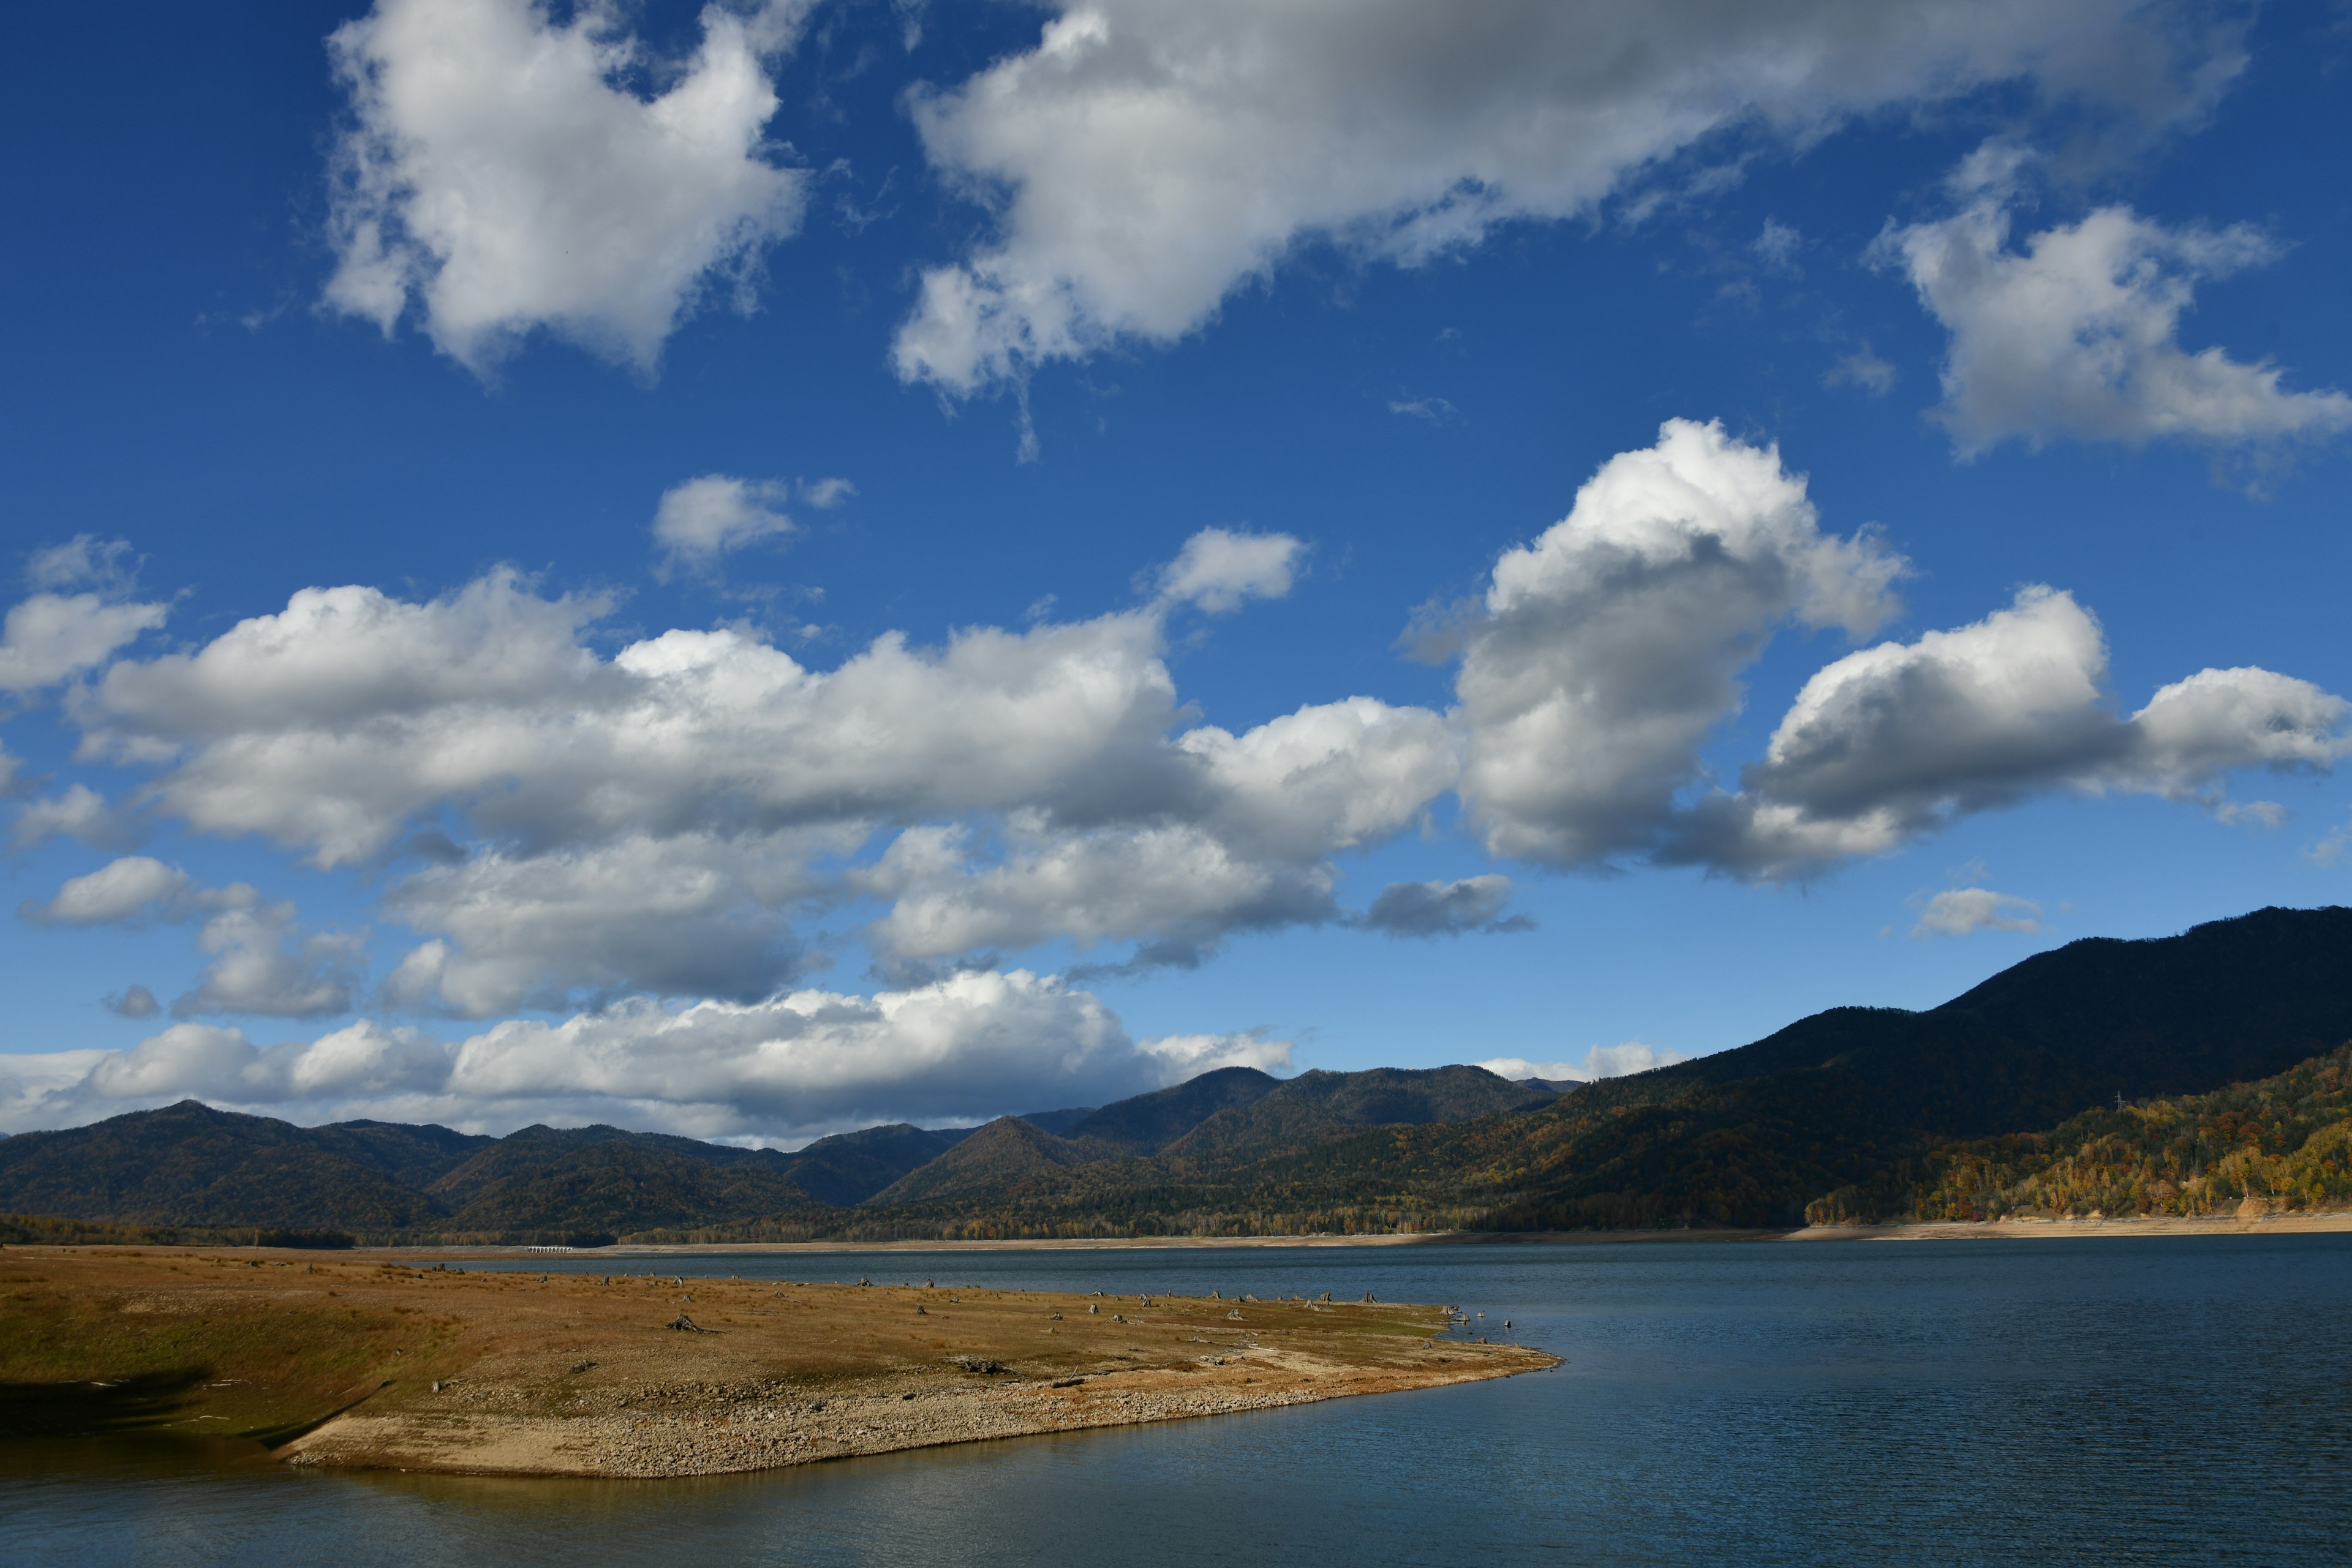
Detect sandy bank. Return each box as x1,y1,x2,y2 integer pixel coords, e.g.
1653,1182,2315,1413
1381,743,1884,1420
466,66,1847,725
1786,1210,2352,1242
0,1248,1551,1478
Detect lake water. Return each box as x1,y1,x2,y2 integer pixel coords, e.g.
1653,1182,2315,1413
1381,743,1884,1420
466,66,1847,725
6,1234,2349,1566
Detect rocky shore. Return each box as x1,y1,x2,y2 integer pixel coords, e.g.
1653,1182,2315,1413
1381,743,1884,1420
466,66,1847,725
284,1336,1536,1478
0,1247,1553,1477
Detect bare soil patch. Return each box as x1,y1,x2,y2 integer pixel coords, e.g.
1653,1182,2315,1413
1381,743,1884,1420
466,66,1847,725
0,1246,1551,1476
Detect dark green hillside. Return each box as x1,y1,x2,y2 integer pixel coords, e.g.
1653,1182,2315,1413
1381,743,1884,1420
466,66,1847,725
1014,1106,1096,1136
1161,1066,1553,1166
867,1116,1087,1205
425,1125,822,1234
778,1122,973,1206
1061,1066,1280,1154
0,1101,450,1229
845,905,2352,1235
1282,905,2352,1229
1605,904,2352,1136
852,1066,1559,1230
6,905,2345,1241
306,1119,492,1187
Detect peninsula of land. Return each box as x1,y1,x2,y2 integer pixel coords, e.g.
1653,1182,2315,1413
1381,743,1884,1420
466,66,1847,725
0,1247,1552,1477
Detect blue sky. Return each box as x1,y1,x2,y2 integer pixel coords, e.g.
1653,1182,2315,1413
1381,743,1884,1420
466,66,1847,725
3,0,2349,1143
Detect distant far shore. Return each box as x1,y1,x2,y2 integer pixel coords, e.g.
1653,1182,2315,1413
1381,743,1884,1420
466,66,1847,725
331,1210,2352,1257
16,1213,2345,1261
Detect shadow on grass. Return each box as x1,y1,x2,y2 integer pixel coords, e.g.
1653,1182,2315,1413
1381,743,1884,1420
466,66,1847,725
246,1380,397,1450
0,1369,210,1439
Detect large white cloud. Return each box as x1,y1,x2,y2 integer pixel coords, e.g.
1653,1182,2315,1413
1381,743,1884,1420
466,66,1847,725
17,858,366,1020
0,971,1291,1143
1880,185,2352,453
893,0,2220,391
323,0,811,372
75,570,1183,868
43,441,2348,1016
0,591,168,695
1437,423,2347,881
857,693,1458,967
20,856,192,926
175,901,367,1020
860,818,1338,966
65,530,1454,997
380,831,835,1016
1683,586,2351,878
1453,418,1903,867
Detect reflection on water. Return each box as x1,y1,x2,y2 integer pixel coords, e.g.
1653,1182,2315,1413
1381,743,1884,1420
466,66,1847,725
6,1235,2348,1566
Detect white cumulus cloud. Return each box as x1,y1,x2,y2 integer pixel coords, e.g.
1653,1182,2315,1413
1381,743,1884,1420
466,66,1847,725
652,474,796,572
1431,421,2345,883
76,569,1180,870
27,445,2349,1032
26,535,139,594
1688,586,2350,878
381,831,829,1016
66,532,1468,994
20,856,193,926
0,590,168,695
176,899,367,1020
893,0,2219,391
861,818,1337,967
17,858,364,1020
8,785,138,851
1880,189,2352,454
323,0,812,372
1912,886,2042,937
0,970,1292,1142
1476,1042,1686,1084
1454,418,1904,867
1153,528,1302,614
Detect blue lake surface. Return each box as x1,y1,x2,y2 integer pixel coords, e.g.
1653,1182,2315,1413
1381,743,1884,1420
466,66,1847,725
6,1234,2349,1566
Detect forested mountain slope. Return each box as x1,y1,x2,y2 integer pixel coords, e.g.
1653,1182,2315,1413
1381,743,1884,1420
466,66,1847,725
6,907,2345,1238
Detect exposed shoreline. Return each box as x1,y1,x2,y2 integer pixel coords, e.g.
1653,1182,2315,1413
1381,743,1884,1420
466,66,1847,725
0,1247,1553,1479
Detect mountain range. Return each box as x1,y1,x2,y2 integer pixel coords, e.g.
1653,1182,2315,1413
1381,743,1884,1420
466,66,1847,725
4,905,2347,1240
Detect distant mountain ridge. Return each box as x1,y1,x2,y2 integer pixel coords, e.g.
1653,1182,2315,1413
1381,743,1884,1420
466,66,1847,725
0,1101,476,1231
0,1102,968,1237
862,1065,1549,1208
1060,1066,1281,1155
1624,902,2352,1133
775,1123,976,1207
872,1116,1091,1206
4,905,2347,1239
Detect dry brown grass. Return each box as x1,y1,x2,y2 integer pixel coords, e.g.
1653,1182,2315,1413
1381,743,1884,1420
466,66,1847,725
0,1246,1552,1476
